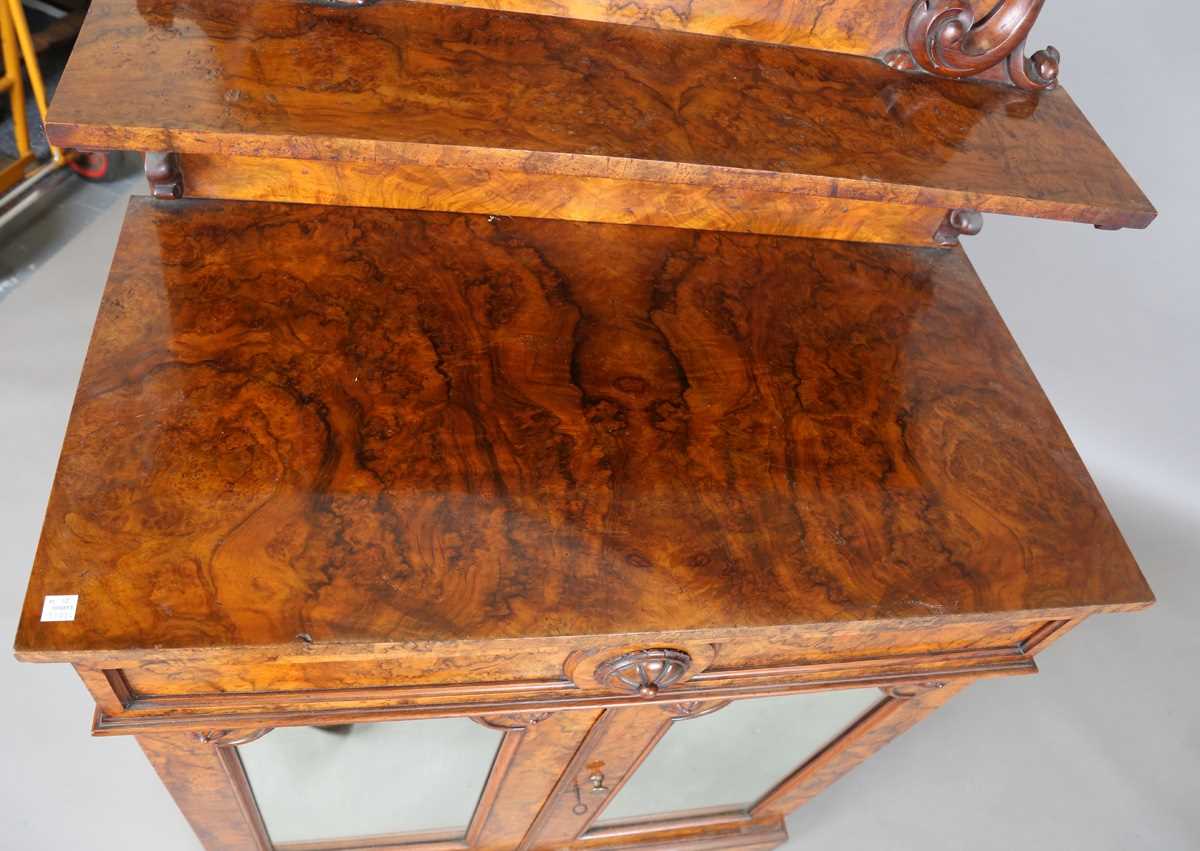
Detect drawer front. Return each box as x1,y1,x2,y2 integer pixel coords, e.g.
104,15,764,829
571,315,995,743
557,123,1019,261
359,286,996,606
82,618,1064,732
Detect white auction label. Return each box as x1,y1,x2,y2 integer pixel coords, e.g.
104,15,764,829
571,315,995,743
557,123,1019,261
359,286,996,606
40,594,78,622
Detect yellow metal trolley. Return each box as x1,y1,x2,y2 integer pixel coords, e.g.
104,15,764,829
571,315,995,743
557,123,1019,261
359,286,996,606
0,0,90,229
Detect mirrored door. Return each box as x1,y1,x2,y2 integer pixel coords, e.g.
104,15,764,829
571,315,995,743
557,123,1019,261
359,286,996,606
596,688,882,825
238,717,503,847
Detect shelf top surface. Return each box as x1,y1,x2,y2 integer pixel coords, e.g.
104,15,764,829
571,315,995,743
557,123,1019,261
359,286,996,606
16,199,1153,659
46,0,1154,228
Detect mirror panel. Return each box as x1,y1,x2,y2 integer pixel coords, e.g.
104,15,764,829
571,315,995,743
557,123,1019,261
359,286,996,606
598,688,881,823
239,718,502,844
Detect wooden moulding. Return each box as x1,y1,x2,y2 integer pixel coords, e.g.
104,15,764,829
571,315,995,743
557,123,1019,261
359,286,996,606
45,0,1155,233
75,622,1056,735
176,153,957,248
577,812,789,851
73,617,1071,730
71,619,1063,736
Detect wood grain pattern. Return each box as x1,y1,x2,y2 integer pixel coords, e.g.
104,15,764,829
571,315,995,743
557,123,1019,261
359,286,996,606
519,707,674,848
16,198,1152,662
474,710,604,850
100,625,961,699
87,655,1033,737
45,0,1154,229
137,730,271,850
177,153,956,248
353,0,985,60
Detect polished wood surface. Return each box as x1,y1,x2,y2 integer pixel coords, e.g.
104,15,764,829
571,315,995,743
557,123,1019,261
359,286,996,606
473,711,605,849
97,617,1043,697
385,0,1042,92
14,0,1161,845
16,198,1152,662
137,730,271,850
520,707,673,847
177,153,956,248
886,0,1060,91
351,0,982,59
577,810,787,850
46,0,1154,229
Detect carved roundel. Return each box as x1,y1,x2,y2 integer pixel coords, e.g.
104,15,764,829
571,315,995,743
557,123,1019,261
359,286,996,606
594,649,692,698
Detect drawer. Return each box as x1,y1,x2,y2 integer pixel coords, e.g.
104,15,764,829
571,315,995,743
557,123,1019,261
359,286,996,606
116,617,1044,697
79,616,1061,734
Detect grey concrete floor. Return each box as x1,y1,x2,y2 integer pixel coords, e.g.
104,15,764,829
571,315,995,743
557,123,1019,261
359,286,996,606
3,1,1199,844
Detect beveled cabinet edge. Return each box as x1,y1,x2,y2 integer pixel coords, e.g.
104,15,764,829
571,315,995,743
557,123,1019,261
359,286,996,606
16,604,1146,665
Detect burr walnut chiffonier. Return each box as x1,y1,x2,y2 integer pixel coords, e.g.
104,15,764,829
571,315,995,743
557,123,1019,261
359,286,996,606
15,0,1155,848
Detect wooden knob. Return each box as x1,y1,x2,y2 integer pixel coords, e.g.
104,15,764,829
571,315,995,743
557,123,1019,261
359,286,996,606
594,649,692,697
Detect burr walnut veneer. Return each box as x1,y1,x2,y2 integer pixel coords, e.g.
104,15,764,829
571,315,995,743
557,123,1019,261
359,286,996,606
16,197,1152,849
45,0,1154,246
16,0,1156,848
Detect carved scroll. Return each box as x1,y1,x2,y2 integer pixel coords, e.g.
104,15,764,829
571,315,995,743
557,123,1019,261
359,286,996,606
884,0,1060,91
881,681,947,700
668,699,732,720
470,712,552,730
193,728,272,747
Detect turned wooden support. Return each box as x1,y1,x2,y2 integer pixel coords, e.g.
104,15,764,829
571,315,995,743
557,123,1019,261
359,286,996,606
934,208,984,245
144,151,183,199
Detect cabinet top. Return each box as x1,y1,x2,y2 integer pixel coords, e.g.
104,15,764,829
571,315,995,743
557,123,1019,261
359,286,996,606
46,0,1153,230
14,199,1153,661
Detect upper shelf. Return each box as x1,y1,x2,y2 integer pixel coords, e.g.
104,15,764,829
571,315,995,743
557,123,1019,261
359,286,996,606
46,0,1155,237
15,198,1152,660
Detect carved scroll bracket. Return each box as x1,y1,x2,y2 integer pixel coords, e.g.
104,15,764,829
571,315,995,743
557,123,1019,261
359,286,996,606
470,712,552,730
883,0,1060,92
933,208,983,245
144,151,183,200
194,728,273,747
882,681,947,700
668,699,732,720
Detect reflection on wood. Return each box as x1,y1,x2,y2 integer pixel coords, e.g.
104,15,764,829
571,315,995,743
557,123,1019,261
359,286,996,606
46,0,1154,229
18,199,1152,661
